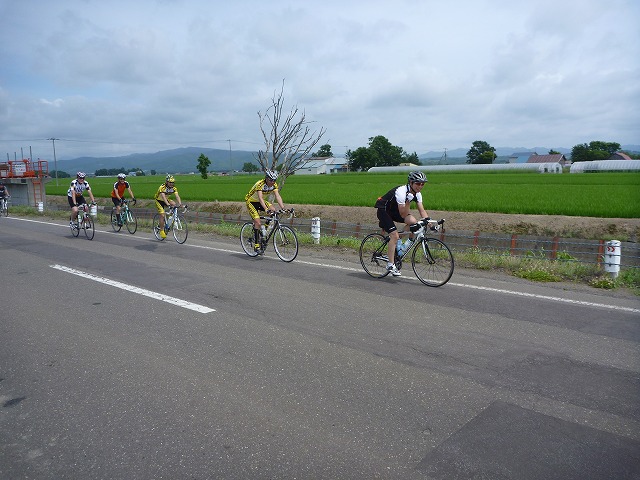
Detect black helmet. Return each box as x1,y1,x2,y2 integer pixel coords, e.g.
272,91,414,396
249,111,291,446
408,171,427,183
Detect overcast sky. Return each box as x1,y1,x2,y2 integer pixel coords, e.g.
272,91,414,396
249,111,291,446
1,0,638,160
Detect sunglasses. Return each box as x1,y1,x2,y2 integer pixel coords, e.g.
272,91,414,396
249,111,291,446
413,182,425,186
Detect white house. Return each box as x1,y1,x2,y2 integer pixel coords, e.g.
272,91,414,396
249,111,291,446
296,156,349,175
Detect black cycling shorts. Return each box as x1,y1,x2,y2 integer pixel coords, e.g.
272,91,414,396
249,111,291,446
377,207,404,233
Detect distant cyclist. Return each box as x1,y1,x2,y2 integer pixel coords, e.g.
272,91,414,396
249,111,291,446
245,169,287,253
111,173,136,226
154,174,183,239
67,172,96,227
374,171,430,276
0,181,9,206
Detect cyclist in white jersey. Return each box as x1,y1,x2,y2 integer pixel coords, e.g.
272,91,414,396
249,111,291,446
67,172,96,226
374,171,430,276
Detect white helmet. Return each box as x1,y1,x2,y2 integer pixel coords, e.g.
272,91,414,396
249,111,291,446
117,173,126,179
265,169,278,181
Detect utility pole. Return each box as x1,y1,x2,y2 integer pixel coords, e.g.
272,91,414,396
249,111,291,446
48,138,59,185
227,139,232,172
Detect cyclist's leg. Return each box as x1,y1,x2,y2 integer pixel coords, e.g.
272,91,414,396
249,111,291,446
68,195,81,222
247,201,264,250
155,200,166,228
111,197,122,224
403,213,420,242
377,208,399,264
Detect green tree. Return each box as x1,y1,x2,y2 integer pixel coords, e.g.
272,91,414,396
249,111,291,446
242,162,259,173
347,135,406,171
548,149,561,155
196,153,211,179
466,140,496,164
404,152,421,165
570,141,621,162
312,144,333,157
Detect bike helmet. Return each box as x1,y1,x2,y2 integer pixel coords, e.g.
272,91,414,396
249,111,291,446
76,171,86,178
265,169,278,181
166,174,175,183
117,173,126,179
408,171,427,183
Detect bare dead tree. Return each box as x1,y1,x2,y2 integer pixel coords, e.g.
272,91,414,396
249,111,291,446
256,80,326,190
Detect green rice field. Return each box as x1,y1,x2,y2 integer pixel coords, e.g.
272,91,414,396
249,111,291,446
46,171,640,218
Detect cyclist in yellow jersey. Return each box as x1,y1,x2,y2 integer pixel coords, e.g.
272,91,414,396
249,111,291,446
245,169,286,252
154,174,183,239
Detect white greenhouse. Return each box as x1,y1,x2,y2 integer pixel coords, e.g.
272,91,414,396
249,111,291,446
570,160,640,173
368,162,563,174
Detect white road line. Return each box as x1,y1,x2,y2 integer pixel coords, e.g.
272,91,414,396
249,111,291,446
12,217,638,314
50,264,215,313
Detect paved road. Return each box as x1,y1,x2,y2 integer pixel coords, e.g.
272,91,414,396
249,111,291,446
1,216,639,479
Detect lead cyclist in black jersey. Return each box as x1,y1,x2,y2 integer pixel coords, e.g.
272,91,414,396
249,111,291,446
375,171,430,277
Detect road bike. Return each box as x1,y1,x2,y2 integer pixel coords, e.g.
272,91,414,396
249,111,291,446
70,202,96,240
359,218,454,286
110,198,137,234
240,209,299,262
153,204,188,244
0,196,9,217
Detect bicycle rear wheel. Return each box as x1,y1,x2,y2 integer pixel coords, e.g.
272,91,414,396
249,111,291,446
172,214,188,244
110,209,122,232
125,210,137,234
152,213,164,240
240,223,259,257
83,215,95,240
412,238,454,286
2,200,8,217
359,233,390,278
273,225,298,262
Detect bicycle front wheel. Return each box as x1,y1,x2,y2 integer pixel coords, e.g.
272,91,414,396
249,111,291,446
172,215,188,244
359,233,390,278
152,213,164,240
125,210,137,234
83,215,95,240
2,201,8,217
412,238,454,286
71,219,80,237
273,226,298,262
110,209,122,232
240,223,259,257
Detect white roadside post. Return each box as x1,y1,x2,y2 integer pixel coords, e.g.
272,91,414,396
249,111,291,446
311,217,321,244
603,240,621,278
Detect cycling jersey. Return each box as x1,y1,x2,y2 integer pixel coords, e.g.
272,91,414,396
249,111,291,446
154,183,179,201
111,180,130,198
67,179,91,197
375,184,422,210
0,185,7,197
245,179,278,203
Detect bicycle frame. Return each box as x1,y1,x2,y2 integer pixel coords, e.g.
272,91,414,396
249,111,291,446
240,209,299,262
359,218,454,286
153,205,188,244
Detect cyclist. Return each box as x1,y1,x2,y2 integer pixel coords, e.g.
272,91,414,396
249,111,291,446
154,174,183,239
374,171,430,276
245,169,286,253
111,173,136,226
67,172,96,227
0,181,9,209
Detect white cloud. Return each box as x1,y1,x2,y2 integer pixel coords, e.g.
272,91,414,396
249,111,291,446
0,0,638,160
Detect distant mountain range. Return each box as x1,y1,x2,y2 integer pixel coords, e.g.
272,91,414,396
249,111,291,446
53,145,640,175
